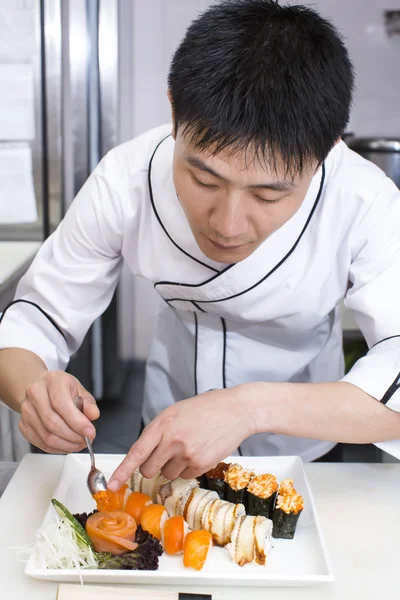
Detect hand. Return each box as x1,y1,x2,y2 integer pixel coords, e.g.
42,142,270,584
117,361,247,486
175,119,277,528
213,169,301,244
19,370,100,454
108,386,254,491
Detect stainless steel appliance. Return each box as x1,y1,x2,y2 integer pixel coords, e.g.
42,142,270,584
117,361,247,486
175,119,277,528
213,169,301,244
0,0,120,401
347,138,400,188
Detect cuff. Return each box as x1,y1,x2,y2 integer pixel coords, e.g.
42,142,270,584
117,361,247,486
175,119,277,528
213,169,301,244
341,337,400,460
0,302,70,371
341,336,400,401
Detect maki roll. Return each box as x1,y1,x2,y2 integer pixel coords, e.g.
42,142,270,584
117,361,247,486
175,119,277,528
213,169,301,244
272,479,304,539
204,462,231,498
247,473,277,519
224,463,254,504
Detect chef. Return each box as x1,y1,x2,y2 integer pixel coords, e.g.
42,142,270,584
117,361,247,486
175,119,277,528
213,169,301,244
0,1,400,491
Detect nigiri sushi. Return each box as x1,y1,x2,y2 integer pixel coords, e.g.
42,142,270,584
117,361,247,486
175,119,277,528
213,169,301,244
183,530,213,571
124,491,152,525
227,514,272,566
130,469,170,503
201,498,246,547
140,504,168,540
183,487,219,531
157,477,199,517
162,515,188,555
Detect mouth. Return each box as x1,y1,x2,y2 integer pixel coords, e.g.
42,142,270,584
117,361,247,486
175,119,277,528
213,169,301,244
207,238,245,251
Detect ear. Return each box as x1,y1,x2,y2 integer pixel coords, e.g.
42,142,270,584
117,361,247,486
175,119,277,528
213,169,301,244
167,89,177,140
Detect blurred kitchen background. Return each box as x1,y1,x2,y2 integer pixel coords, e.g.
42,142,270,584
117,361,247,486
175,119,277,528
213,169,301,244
0,0,399,470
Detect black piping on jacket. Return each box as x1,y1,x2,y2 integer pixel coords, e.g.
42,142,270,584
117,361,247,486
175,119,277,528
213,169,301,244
148,136,326,304
362,335,400,405
0,299,67,341
147,135,220,274
381,372,400,405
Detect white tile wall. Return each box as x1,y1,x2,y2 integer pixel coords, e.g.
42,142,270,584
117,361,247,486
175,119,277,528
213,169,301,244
119,0,400,360
128,0,400,141
306,0,400,137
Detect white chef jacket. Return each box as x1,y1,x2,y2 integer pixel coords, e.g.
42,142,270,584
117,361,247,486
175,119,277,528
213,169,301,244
1,124,400,461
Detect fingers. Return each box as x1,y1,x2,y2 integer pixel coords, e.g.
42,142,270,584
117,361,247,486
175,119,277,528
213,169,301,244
81,393,100,422
42,375,96,438
21,401,86,452
159,457,190,481
19,418,85,454
179,465,206,480
19,372,98,455
24,383,86,444
108,425,162,491
139,444,176,479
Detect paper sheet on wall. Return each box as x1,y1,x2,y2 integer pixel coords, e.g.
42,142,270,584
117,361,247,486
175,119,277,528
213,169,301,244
0,64,35,140
0,145,38,224
0,1,36,63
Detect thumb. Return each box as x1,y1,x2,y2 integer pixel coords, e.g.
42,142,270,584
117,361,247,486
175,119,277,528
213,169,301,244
80,389,100,422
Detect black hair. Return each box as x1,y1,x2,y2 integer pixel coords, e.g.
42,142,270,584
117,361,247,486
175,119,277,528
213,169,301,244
168,0,354,175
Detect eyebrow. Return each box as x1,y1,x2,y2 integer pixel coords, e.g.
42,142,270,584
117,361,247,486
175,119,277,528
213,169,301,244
185,155,297,192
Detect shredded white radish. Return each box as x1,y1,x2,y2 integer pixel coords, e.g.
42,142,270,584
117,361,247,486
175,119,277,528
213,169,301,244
32,518,98,570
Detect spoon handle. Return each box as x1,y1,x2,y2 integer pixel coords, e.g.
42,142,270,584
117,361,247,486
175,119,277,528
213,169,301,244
84,435,96,469
73,396,96,469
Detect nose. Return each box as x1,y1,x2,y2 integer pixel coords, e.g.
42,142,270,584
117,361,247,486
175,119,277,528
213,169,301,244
209,192,247,241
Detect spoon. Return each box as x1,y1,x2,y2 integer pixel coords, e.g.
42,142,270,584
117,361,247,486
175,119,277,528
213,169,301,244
73,396,107,494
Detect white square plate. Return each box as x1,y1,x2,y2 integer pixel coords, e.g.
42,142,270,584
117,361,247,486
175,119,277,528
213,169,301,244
25,454,333,587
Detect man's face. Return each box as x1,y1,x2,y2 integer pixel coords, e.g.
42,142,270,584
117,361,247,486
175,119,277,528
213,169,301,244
173,129,319,264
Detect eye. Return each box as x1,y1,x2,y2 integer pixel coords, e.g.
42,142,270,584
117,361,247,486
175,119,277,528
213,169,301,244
193,175,218,189
255,195,282,204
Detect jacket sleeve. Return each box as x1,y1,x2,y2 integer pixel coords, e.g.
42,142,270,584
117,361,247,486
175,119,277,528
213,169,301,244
341,175,400,459
0,150,126,371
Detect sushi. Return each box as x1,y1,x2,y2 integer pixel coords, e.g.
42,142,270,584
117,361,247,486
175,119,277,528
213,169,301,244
93,484,130,512
183,530,213,571
140,504,168,540
201,498,246,547
272,479,304,539
203,462,231,498
157,477,199,517
86,510,138,555
196,473,208,489
162,515,188,555
124,491,152,525
130,469,170,503
224,463,254,504
183,487,219,531
227,514,272,566
247,473,278,519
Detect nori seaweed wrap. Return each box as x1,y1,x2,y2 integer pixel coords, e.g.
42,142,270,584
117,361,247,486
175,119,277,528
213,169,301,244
196,473,208,489
224,463,254,504
247,473,277,518
272,479,304,539
204,462,231,498
272,507,302,539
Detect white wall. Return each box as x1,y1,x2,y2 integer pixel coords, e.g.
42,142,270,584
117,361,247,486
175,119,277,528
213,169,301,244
312,0,400,136
118,0,400,360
